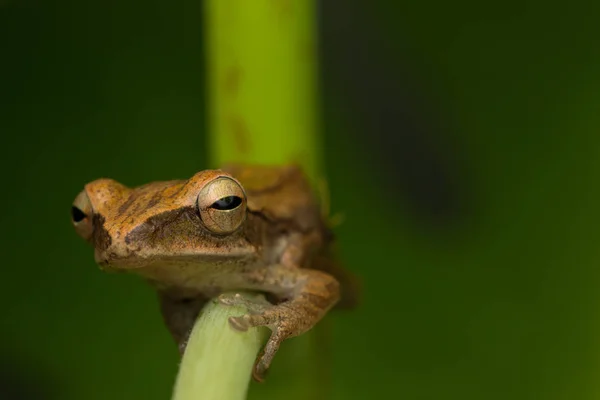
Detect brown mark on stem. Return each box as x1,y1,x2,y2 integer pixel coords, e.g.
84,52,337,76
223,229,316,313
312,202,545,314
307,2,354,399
270,0,293,18
223,65,242,98
228,115,251,155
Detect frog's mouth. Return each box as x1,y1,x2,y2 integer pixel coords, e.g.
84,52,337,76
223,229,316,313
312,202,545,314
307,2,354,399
96,251,258,293
95,248,256,270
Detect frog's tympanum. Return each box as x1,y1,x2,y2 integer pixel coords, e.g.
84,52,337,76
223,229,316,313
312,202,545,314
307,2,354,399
71,164,356,381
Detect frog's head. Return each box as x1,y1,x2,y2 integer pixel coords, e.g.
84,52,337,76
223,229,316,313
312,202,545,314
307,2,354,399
70,170,255,273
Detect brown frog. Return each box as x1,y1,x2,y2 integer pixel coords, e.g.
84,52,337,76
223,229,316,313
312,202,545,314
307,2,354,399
70,164,356,381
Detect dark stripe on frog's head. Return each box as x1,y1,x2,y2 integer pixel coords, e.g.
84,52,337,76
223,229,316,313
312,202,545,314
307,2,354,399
91,214,112,252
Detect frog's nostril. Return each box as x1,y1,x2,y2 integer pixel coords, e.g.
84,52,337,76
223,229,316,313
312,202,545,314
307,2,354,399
71,206,87,223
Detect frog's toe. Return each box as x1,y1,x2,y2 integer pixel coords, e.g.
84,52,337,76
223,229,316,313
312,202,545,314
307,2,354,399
217,292,244,306
218,292,270,311
228,314,252,331
253,357,268,382
252,329,286,382
228,313,272,331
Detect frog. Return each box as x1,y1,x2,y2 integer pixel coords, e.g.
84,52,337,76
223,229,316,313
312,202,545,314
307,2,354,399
70,164,357,381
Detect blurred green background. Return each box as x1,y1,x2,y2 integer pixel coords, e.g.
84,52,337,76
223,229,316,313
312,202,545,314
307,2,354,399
3,1,600,399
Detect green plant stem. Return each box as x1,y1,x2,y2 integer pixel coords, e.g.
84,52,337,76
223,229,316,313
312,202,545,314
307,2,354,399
205,0,322,181
172,296,269,400
173,0,324,399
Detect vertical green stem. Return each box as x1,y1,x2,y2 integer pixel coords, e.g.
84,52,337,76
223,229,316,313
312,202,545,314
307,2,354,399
172,299,269,400
205,0,322,181
198,1,325,399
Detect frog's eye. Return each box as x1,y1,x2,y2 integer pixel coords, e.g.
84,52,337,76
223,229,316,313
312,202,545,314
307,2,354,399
71,190,94,240
197,177,247,234
211,195,243,210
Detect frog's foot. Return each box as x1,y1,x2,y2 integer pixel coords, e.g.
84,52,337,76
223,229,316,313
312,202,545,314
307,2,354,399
217,293,294,381
218,292,320,382
218,269,340,381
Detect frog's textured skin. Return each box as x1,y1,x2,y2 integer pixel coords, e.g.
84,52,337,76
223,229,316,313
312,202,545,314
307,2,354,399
71,164,356,381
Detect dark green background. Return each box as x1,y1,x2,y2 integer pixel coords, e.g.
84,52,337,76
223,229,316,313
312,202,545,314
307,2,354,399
3,1,600,399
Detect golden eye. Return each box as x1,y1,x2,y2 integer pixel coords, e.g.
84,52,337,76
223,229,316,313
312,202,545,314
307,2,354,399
197,177,247,234
71,190,94,240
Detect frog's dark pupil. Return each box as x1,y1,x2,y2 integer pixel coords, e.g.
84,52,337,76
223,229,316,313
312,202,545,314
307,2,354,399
211,196,242,210
71,206,87,222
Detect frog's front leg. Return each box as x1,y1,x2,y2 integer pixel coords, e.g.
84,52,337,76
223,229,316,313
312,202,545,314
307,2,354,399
218,267,340,381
